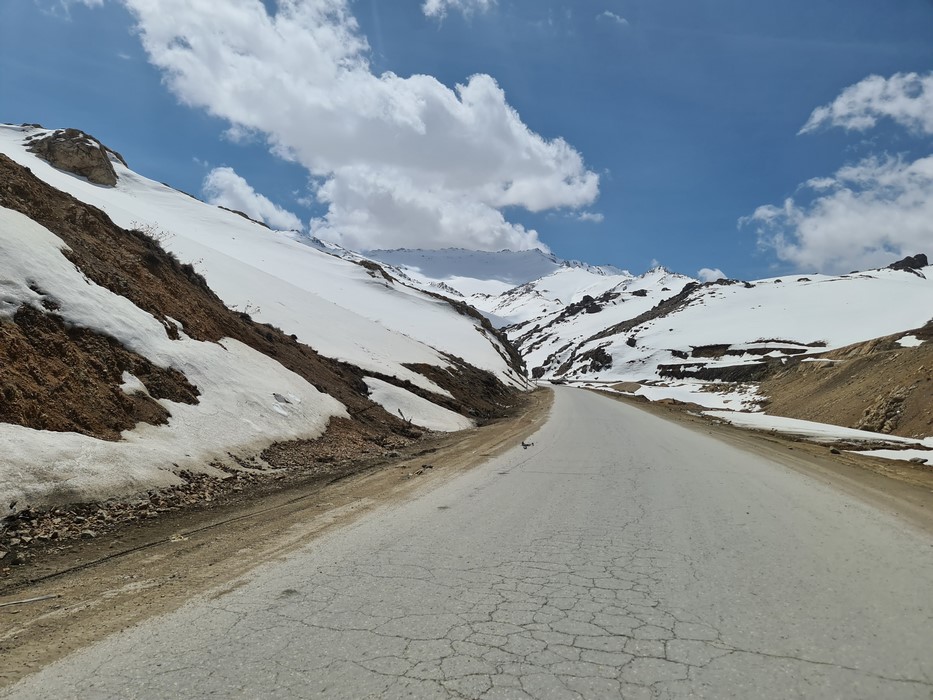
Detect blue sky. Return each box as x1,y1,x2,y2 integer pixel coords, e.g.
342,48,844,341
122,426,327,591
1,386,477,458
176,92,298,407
1,0,931,280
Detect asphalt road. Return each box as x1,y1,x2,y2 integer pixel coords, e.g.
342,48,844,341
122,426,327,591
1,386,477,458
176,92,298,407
6,387,933,699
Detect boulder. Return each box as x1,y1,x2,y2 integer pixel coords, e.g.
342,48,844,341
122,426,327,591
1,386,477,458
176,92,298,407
26,128,125,186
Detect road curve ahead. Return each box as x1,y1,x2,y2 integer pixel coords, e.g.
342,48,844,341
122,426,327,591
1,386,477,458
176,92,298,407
6,387,933,699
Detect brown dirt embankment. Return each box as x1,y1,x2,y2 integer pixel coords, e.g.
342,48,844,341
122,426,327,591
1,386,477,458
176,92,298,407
759,323,933,440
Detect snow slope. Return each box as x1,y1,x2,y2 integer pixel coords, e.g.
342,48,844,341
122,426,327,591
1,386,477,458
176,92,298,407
0,206,345,506
549,271,933,384
477,265,933,388
0,124,528,508
363,247,628,313
502,267,696,367
0,125,523,394
363,378,474,433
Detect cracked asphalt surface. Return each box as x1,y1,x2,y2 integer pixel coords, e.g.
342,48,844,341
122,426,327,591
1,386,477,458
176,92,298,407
5,387,933,699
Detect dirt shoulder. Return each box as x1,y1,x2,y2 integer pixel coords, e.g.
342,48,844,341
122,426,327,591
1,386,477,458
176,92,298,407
0,388,552,689
590,389,933,537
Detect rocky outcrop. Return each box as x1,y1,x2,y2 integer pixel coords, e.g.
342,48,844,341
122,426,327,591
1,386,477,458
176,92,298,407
855,385,911,434
25,128,126,186
888,253,928,272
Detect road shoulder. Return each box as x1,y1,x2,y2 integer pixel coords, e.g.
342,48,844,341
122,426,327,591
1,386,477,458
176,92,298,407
588,388,933,536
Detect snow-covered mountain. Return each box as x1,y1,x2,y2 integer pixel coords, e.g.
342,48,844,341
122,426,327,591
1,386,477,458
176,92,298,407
350,243,932,422
0,125,527,509
524,266,933,382
498,260,932,414
361,247,627,301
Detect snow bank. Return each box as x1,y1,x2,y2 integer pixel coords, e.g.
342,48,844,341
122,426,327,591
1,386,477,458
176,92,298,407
581,381,760,410
706,408,933,465
634,383,759,410
854,447,933,464
704,410,927,445
363,378,474,433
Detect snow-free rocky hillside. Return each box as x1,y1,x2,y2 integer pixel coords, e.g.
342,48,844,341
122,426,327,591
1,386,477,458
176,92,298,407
0,125,527,511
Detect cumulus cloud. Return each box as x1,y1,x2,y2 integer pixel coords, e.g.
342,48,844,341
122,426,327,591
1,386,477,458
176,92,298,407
747,71,933,273
697,267,725,282
422,0,494,19
598,11,628,26
110,0,595,251
800,72,933,135
742,154,933,273
576,211,604,223
203,166,304,231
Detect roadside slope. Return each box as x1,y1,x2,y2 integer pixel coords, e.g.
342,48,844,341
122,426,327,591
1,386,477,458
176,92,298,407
0,125,527,521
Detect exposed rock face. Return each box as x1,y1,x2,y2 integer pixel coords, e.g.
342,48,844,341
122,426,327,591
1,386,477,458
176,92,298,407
25,128,126,186
855,385,911,434
888,253,928,272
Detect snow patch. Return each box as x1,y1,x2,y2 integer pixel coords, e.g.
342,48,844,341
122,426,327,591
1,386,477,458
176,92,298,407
119,372,150,396
853,447,933,464
897,335,924,348
363,377,474,433
704,410,926,445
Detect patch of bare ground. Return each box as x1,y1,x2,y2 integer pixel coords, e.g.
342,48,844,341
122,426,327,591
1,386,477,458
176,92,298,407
588,388,933,536
758,322,933,440
0,305,198,440
610,381,643,393
0,389,552,689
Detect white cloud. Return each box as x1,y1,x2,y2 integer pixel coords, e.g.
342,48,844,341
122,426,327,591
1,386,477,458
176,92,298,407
576,211,604,223
800,72,933,135
697,267,725,282
203,166,304,231
42,0,104,17
749,71,933,273
113,0,596,251
598,11,628,26
310,164,547,251
742,154,933,273
422,0,494,19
